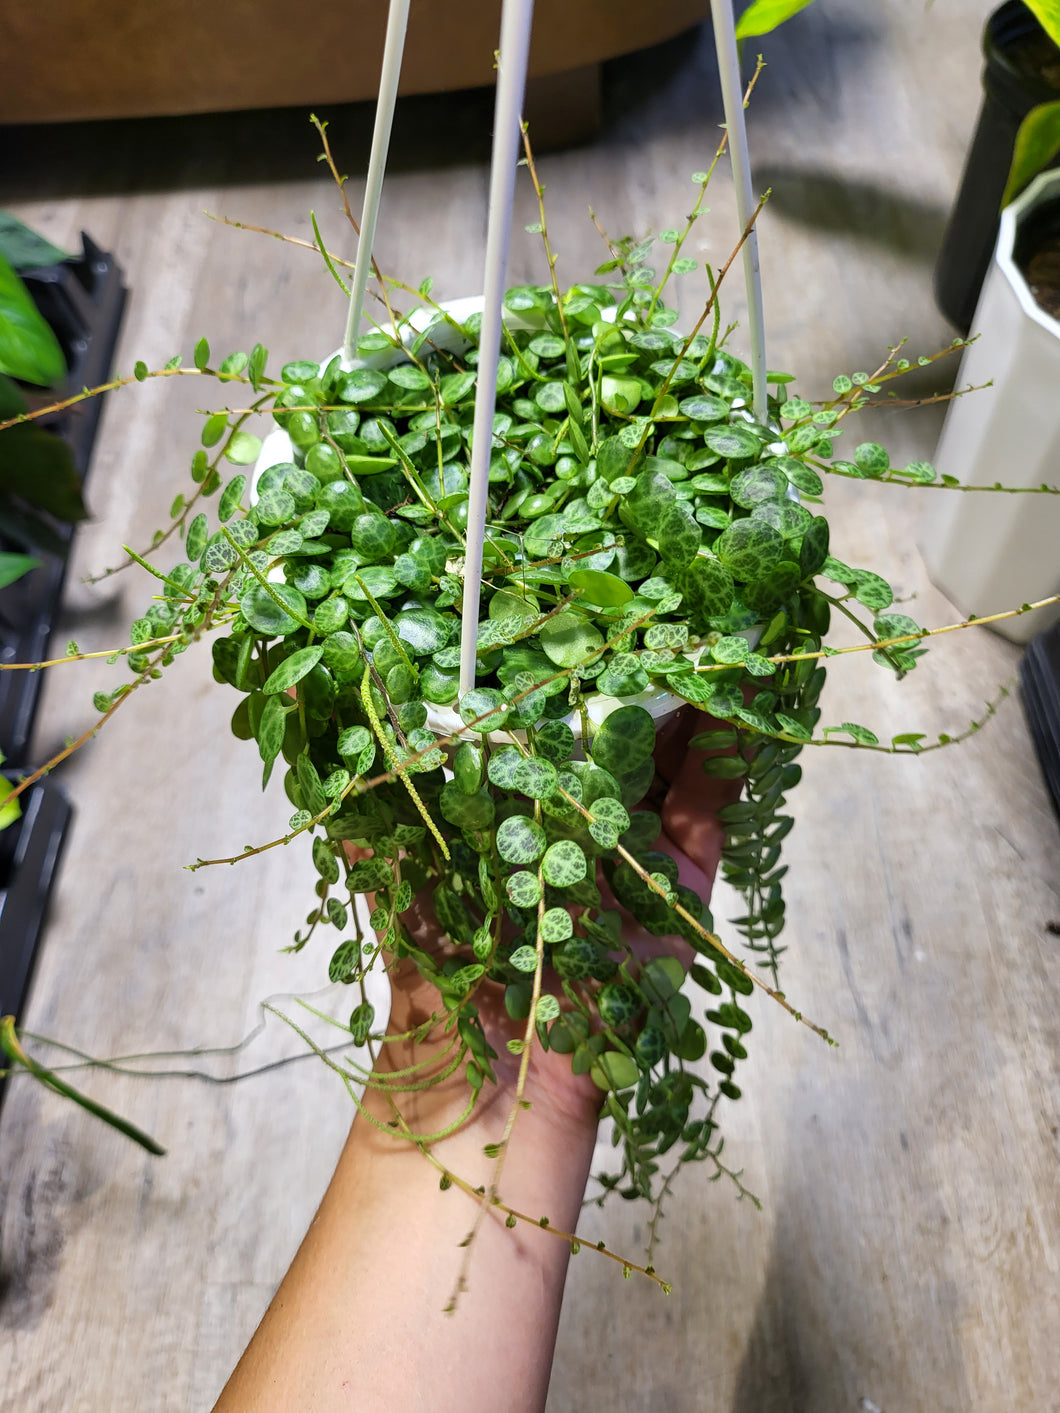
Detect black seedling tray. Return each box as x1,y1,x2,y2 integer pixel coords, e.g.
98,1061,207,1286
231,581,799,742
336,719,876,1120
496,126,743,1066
0,776,72,1111
0,235,126,1083
0,233,127,764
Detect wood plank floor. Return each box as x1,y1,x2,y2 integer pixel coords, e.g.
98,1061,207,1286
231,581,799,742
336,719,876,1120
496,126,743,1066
3,2,1058,1409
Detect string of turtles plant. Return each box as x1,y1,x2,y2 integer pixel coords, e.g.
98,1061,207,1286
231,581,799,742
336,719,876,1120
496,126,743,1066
1,124,1058,1281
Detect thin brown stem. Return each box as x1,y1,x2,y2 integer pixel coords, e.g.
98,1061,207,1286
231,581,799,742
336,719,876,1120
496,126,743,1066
520,122,568,341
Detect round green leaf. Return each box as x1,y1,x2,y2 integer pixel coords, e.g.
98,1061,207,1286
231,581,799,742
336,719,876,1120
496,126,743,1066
316,481,365,531
421,661,459,704
389,363,432,391
201,537,238,574
713,517,785,580
711,635,749,665
774,457,824,496
541,839,587,888
529,333,566,358
185,512,209,562
496,815,547,866
590,705,655,774
532,719,575,763
267,529,303,556
852,571,894,612
874,612,922,642
523,513,568,559
255,488,296,526
240,582,308,635
741,561,802,614
729,464,786,507
567,568,633,607
337,725,372,764
540,907,574,943
225,431,263,465
596,653,650,698
313,596,348,635
329,940,361,985
439,782,495,829
350,513,398,562
394,607,450,655
590,1051,640,1091
679,394,728,422
704,425,761,459
288,562,330,599
676,555,735,627
511,756,559,800
459,687,509,733
312,836,340,884
349,1002,375,1044
453,741,483,794
534,994,562,1024
506,870,542,908
598,982,641,1026
321,631,363,680
539,611,605,669
854,442,890,477
589,796,630,833
534,380,569,413
385,662,417,703
337,368,387,403
652,498,702,567
487,746,523,789
218,475,247,521
262,645,324,694
600,375,643,414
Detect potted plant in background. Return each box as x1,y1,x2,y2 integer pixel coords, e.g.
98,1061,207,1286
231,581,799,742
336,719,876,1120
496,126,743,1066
934,0,1060,333
735,0,1060,332
922,167,1060,644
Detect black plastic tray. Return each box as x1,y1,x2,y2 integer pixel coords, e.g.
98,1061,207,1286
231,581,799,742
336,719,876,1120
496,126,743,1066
0,233,127,764
0,234,126,1087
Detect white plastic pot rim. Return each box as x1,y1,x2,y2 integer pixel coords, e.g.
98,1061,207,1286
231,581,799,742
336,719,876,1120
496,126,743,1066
997,170,1060,340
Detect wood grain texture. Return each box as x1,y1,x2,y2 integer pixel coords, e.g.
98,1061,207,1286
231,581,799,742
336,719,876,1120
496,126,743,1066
2,2,1058,1410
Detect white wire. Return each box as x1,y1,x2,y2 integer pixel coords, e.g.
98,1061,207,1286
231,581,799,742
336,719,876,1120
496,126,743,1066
458,0,536,696
711,0,768,423
341,0,412,368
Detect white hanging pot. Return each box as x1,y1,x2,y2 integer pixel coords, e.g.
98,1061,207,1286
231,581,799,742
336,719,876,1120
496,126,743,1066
920,169,1060,644
252,297,693,745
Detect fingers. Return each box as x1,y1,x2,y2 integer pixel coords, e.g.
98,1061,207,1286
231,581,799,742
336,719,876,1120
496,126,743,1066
660,709,743,888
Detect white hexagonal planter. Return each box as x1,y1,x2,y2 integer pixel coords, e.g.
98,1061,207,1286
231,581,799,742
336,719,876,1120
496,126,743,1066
921,169,1060,644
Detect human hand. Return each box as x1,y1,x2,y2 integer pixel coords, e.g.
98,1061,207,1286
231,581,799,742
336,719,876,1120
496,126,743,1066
369,708,739,1138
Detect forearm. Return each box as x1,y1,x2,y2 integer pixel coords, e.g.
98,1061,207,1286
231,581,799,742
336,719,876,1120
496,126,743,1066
212,1038,600,1413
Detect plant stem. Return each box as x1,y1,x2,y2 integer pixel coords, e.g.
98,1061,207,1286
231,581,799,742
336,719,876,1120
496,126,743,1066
0,1018,165,1155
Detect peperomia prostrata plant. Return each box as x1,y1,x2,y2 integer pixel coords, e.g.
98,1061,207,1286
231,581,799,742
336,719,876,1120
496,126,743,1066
1,119,1057,1287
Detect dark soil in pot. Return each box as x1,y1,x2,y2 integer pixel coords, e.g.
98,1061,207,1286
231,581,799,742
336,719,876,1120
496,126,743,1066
1015,198,1060,317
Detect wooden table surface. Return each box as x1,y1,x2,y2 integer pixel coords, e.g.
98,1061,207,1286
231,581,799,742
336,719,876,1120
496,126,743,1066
2,2,1057,1410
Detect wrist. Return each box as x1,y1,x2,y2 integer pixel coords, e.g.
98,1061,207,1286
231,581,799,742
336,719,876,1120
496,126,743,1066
356,1023,600,1164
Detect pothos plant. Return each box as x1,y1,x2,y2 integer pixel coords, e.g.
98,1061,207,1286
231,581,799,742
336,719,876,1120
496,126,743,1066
0,124,1047,1282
